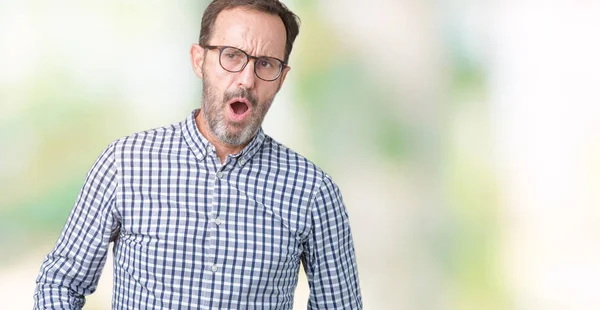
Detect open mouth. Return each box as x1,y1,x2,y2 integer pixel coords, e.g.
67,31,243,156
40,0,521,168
230,100,249,115
226,97,252,122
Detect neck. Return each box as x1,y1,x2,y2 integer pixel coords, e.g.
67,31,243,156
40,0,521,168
195,110,248,164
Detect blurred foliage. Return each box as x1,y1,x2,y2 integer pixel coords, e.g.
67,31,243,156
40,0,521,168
294,3,411,167
297,59,411,164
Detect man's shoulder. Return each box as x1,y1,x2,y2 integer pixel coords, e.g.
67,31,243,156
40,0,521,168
259,135,343,205
109,120,184,154
259,134,328,181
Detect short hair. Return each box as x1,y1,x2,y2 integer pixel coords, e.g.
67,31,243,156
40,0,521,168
198,0,300,63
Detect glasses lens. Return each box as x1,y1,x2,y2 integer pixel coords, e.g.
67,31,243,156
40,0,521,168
220,47,247,72
255,57,282,81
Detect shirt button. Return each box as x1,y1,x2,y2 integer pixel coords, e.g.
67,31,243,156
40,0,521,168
216,171,223,179
211,264,218,272
214,217,222,225
239,158,245,165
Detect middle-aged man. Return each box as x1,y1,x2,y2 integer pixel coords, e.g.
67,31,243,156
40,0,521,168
34,0,362,309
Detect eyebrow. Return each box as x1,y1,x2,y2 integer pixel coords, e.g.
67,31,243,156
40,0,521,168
221,44,283,60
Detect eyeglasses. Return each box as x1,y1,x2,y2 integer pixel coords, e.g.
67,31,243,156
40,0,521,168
203,45,286,82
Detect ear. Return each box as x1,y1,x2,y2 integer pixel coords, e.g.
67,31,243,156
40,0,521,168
190,44,205,79
277,66,291,91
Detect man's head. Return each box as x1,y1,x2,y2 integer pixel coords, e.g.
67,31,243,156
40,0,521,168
199,0,300,64
190,0,300,147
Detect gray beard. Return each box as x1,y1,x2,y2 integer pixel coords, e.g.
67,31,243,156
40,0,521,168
201,76,273,146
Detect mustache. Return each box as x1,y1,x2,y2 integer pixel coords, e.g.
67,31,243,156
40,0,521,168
223,88,257,107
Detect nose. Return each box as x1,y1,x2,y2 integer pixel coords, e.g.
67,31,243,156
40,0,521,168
236,59,256,89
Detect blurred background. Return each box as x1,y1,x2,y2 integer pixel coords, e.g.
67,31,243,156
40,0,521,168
1,0,599,309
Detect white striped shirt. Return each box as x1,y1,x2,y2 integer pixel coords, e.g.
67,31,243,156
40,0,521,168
34,110,362,309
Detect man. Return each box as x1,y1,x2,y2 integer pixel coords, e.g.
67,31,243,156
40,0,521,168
34,0,362,309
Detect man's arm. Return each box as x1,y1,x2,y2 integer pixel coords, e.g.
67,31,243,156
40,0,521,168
33,143,120,309
302,174,362,309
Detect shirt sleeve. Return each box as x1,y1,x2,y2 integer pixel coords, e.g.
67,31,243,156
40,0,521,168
302,174,362,309
33,142,120,309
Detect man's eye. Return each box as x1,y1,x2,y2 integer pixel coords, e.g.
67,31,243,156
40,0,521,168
259,59,272,68
225,53,239,59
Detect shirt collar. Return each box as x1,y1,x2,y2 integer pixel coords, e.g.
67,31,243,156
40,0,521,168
181,109,265,165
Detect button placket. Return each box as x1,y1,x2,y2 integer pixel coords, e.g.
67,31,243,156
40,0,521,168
205,160,222,280
209,161,230,279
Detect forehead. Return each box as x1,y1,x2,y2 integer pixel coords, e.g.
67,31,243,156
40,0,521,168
210,7,287,59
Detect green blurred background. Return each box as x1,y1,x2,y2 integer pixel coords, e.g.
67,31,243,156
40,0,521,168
1,1,599,309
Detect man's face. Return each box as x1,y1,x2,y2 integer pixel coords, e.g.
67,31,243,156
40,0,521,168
191,7,290,146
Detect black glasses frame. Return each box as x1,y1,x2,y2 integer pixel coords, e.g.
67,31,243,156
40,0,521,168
203,45,287,82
